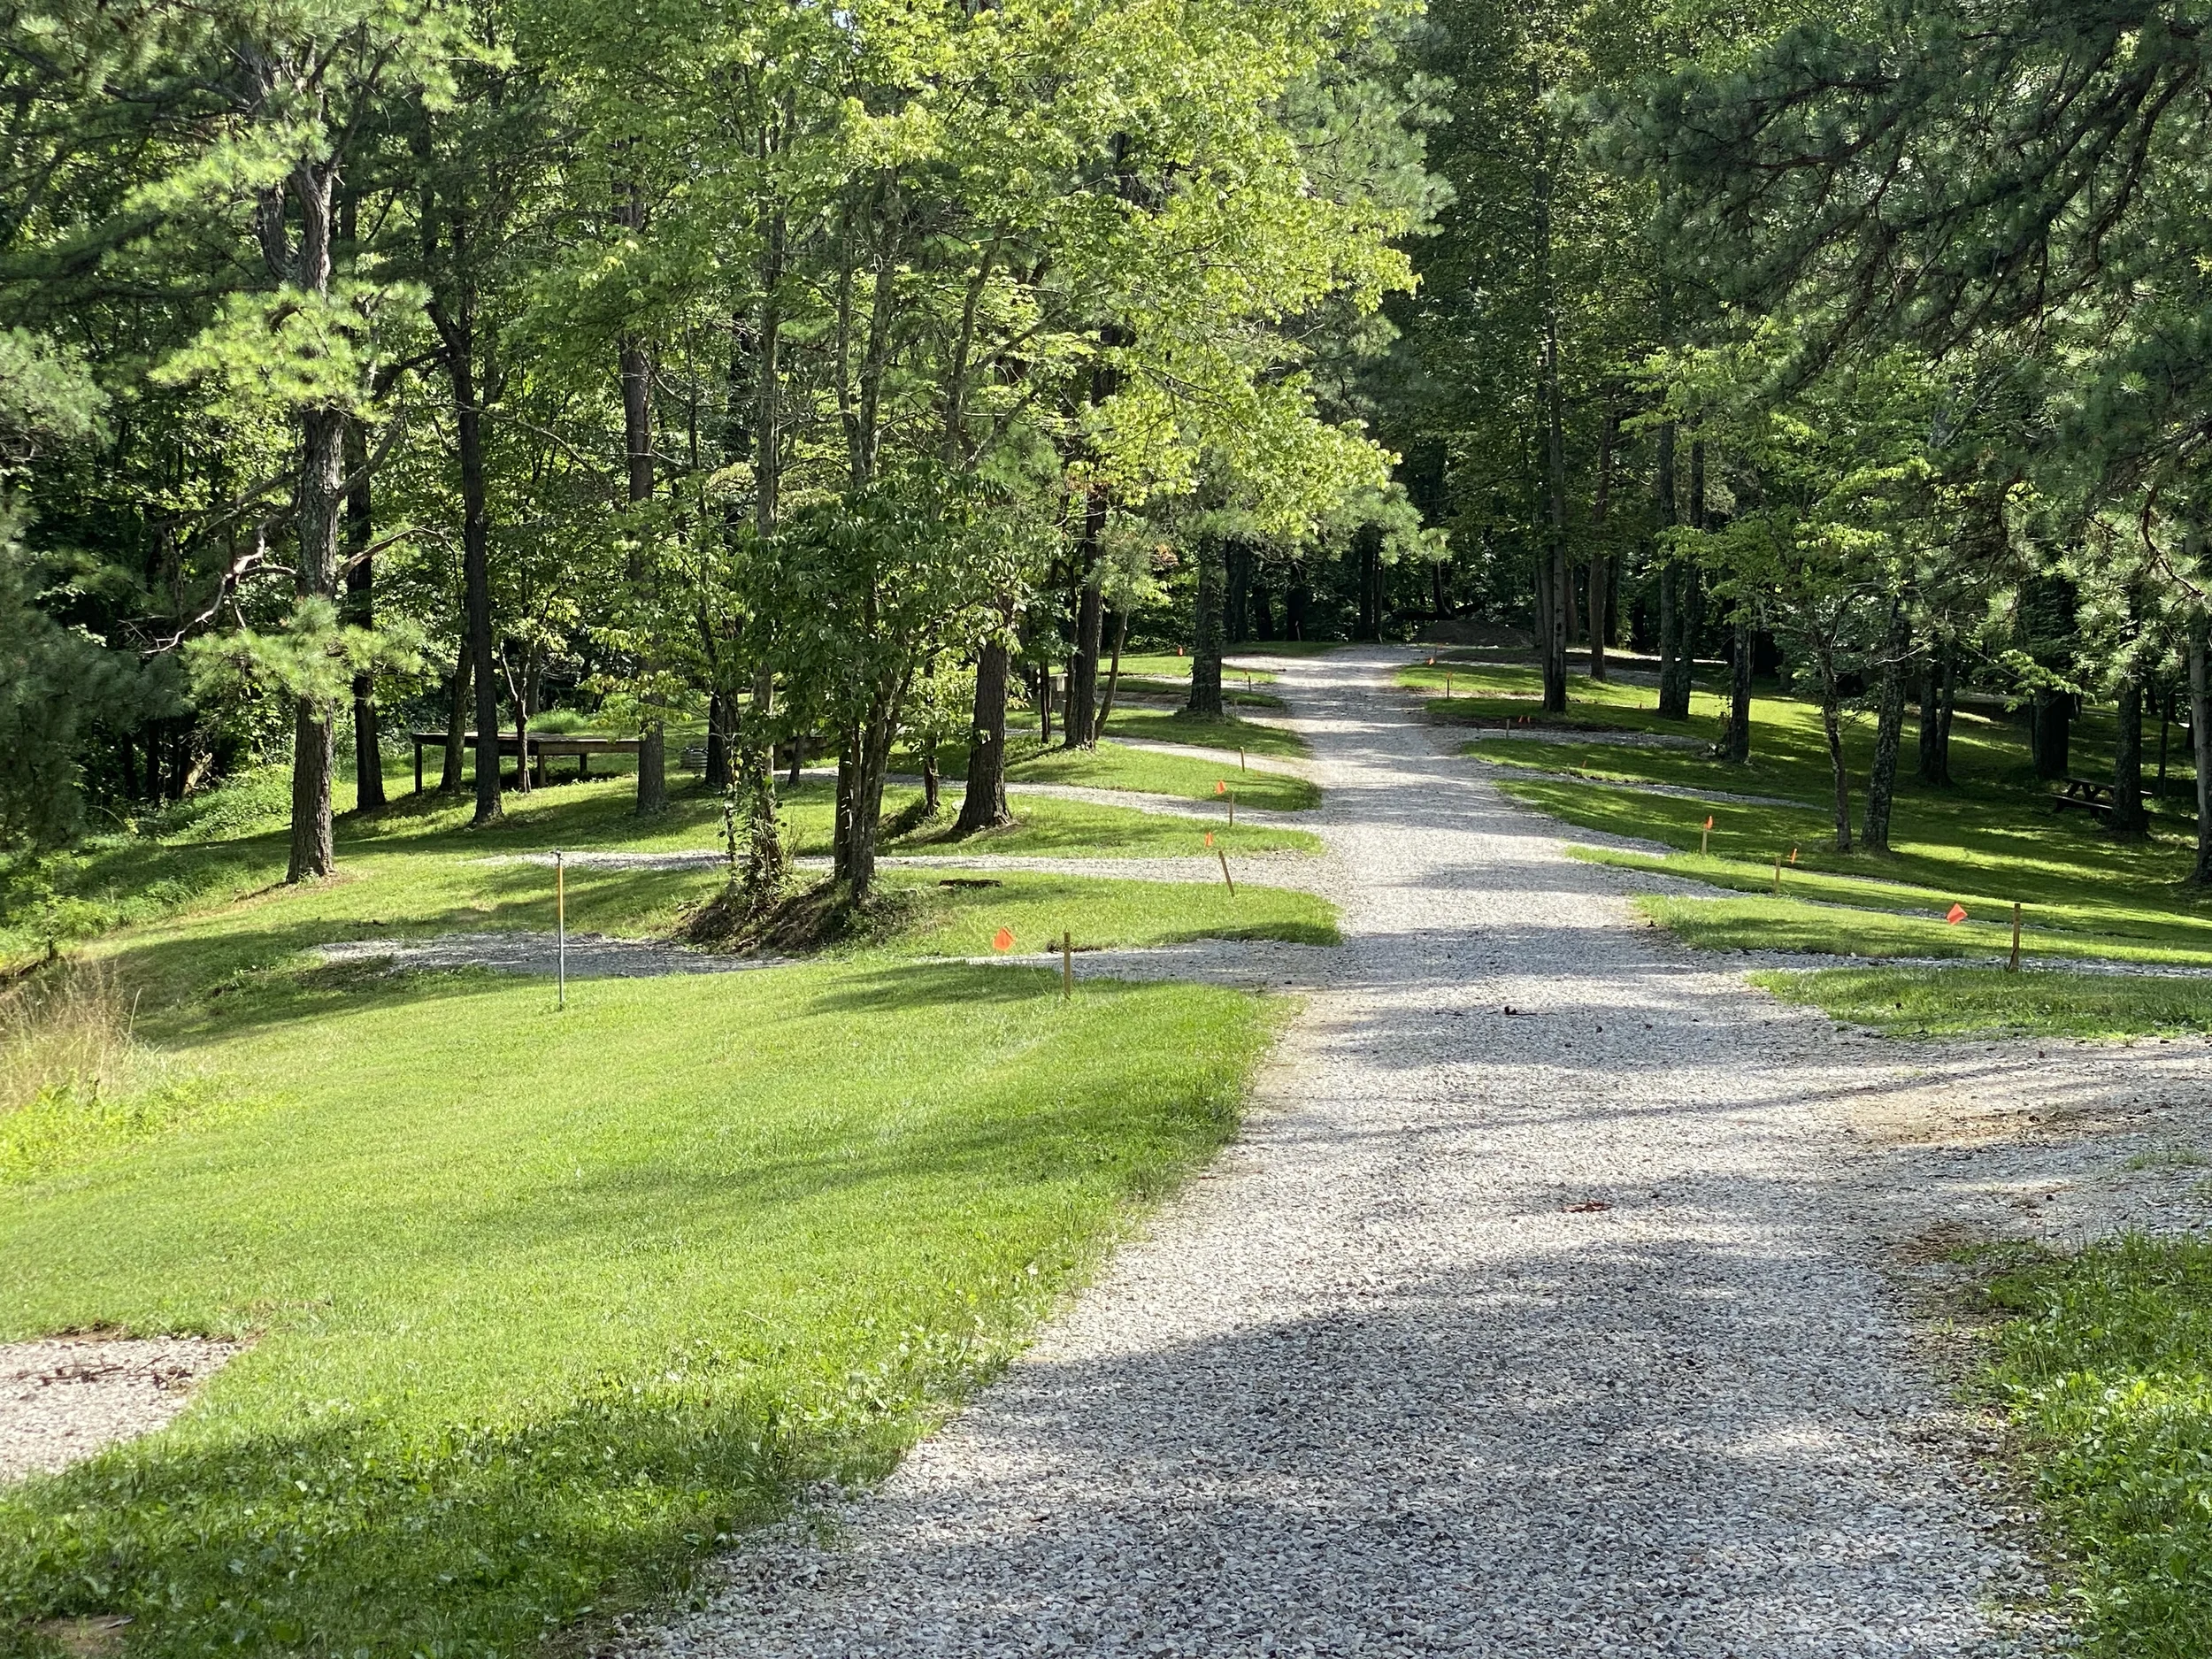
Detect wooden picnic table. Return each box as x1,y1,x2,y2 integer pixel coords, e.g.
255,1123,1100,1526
2051,776,2153,821
411,731,641,793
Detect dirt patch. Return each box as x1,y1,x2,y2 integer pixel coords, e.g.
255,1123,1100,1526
1830,1034,2212,1303
2,1335,239,1485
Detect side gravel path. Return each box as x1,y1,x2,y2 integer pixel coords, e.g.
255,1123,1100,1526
632,647,2050,1659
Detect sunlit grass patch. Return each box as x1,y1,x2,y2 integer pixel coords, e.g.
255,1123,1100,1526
0,961,1280,1656
1976,1235,2212,1655
1750,965,2212,1040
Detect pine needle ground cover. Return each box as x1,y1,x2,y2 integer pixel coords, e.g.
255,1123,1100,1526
1405,664,2212,1037
1974,1236,2212,1657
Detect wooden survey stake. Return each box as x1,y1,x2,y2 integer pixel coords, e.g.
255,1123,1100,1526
555,850,567,1010
1063,930,1073,1000
2008,902,2023,973
1217,848,1235,895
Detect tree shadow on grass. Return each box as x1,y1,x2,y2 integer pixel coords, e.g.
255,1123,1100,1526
0,1369,828,1658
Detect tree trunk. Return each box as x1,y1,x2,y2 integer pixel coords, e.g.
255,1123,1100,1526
2032,687,2071,780
1917,651,1952,785
2191,613,2211,884
286,396,343,881
705,690,733,789
459,355,501,826
624,332,667,816
1658,441,1702,720
344,420,384,811
833,730,856,880
2156,687,2172,799
619,162,667,817
280,152,344,881
956,636,1014,833
440,639,470,793
1861,607,1909,851
1724,609,1753,764
842,680,902,904
1540,317,1568,714
1821,674,1853,853
1358,533,1381,641
922,747,939,814
1587,411,1615,681
1095,608,1128,735
1188,535,1225,718
2113,674,2148,836
1655,416,1678,697
1065,487,1105,748
510,650,531,795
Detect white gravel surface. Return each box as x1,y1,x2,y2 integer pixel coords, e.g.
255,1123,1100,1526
630,647,2059,1659
319,932,787,979
1,1338,238,1484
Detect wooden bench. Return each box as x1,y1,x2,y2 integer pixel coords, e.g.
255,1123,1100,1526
411,731,641,792
2051,776,2152,821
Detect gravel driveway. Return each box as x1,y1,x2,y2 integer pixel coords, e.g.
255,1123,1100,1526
632,647,2053,1658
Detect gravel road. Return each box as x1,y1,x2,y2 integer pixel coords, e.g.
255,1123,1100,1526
633,647,2053,1659
1,1338,238,1485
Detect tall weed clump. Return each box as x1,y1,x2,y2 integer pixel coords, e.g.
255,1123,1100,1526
0,959,208,1182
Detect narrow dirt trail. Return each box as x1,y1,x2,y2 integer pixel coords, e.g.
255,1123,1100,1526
639,648,2044,1659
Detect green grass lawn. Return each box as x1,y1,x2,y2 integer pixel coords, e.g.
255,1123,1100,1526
1440,663,2212,1033
1974,1235,2212,1655
64,844,1330,1021
1091,707,1308,759
1221,640,1348,657
1002,743,1317,813
1754,966,2212,1039
0,957,1279,1657
3,768,1320,971
0,720,1337,1655
1111,652,1281,685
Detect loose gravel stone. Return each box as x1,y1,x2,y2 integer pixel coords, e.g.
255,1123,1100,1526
1,1338,238,1484
319,933,785,979
626,648,2058,1659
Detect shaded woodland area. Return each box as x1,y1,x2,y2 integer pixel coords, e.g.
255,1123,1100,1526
4,0,2209,912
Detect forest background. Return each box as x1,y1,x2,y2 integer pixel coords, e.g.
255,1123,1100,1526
4,0,2209,915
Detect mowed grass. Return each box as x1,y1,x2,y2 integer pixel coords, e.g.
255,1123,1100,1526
1434,663,2212,1034
1094,707,1308,759
1755,966,2212,1039
1002,745,1317,813
3,768,1320,971
0,958,1279,1656
1975,1236,2212,1656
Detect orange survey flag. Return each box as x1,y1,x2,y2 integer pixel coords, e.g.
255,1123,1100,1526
1204,831,1215,847
1788,847,1799,864
992,926,1015,952
1703,815,1714,831
1946,903,1968,926
1216,780,1227,795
